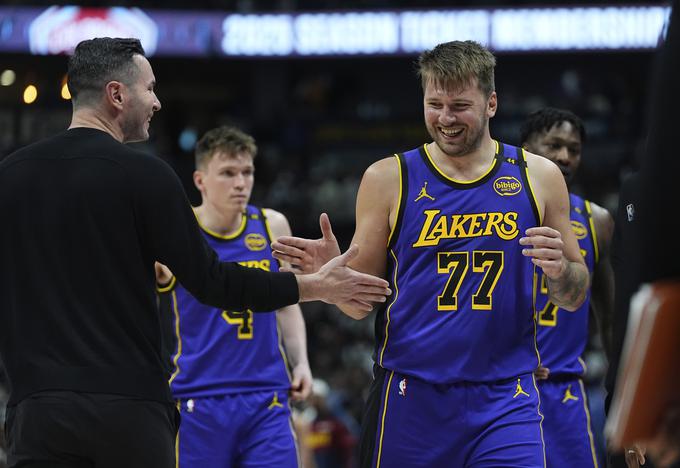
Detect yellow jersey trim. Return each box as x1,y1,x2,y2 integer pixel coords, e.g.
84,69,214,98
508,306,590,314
578,378,600,468
168,290,183,385
262,209,276,244
585,200,599,264
530,373,548,468
287,414,302,468
422,140,499,184
261,208,283,270
578,356,588,375
275,314,293,384
386,154,403,247
261,208,292,384
521,148,543,226
157,275,176,293
376,370,395,468
379,249,400,366
175,401,181,468
532,267,542,367
195,209,248,240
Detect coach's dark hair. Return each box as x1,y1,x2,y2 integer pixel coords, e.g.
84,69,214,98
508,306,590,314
67,37,145,105
195,126,258,169
520,107,587,145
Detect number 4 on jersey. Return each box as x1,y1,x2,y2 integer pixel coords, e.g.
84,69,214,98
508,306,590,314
222,310,254,339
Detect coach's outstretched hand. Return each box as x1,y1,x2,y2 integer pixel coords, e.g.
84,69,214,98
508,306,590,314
272,213,341,274
296,244,390,311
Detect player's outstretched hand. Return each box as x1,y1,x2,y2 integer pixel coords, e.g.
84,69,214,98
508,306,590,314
297,244,390,311
520,226,567,280
272,213,341,274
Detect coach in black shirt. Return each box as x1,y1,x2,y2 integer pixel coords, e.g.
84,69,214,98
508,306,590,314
0,38,389,468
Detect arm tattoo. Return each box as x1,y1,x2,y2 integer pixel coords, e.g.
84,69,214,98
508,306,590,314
546,261,589,310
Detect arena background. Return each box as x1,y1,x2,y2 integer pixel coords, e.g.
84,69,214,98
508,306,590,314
0,1,668,466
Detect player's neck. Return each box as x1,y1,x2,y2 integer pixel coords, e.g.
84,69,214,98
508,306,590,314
427,135,497,181
194,205,244,237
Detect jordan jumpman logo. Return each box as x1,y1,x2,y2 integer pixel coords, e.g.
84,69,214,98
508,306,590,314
268,391,284,410
513,378,530,398
414,181,435,202
561,385,579,403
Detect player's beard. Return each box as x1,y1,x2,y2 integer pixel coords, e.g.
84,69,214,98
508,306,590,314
430,114,488,158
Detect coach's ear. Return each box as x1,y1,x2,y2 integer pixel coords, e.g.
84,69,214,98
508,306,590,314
105,80,125,111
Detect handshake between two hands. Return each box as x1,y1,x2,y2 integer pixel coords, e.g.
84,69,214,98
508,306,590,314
273,213,391,313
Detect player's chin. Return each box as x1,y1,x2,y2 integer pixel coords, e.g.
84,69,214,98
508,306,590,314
230,199,248,209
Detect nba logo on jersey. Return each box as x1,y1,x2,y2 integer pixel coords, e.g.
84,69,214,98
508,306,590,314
626,203,635,222
398,378,407,396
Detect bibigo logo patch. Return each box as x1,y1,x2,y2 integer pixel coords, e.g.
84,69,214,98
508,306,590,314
245,233,267,251
493,176,522,196
570,221,588,239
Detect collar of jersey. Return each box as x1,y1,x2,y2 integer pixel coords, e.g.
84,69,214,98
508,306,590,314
420,140,503,189
193,209,248,240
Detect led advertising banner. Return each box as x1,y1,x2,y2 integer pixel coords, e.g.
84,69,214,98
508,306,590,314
27,6,159,55
0,5,670,57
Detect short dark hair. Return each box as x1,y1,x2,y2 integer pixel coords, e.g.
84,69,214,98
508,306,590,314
520,107,587,145
67,37,145,105
195,126,257,170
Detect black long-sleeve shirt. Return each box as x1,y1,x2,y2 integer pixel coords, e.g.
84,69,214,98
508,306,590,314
604,173,639,412
0,127,299,406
